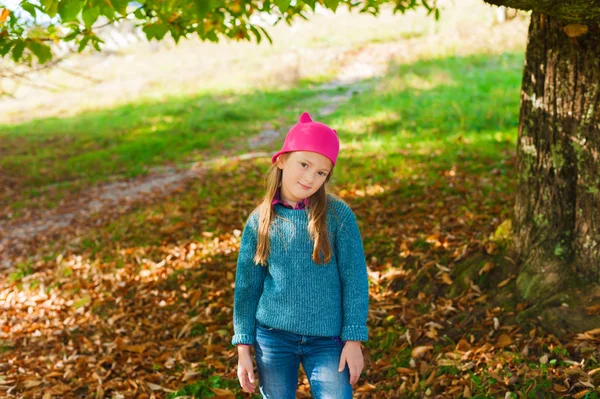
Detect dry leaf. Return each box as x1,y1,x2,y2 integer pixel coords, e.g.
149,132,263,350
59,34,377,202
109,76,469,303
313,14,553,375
553,384,568,393
209,387,236,398
479,262,494,275
573,390,591,399
585,304,600,315
563,24,588,38
457,339,472,352
440,272,453,285
355,382,377,392
496,334,513,348
412,345,433,359
147,382,176,392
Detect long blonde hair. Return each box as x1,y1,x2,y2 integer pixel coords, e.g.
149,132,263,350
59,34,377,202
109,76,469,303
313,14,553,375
253,153,334,266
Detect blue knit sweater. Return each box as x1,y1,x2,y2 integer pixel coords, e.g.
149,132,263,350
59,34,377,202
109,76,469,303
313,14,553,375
231,195,369,346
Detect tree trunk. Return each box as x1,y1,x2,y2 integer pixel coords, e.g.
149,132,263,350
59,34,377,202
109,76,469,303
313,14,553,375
514,12,600,300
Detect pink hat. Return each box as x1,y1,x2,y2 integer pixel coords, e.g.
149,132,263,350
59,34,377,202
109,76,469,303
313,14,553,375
271,112,340,166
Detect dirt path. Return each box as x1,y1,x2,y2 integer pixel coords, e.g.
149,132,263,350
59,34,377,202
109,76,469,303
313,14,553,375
0,51,378,270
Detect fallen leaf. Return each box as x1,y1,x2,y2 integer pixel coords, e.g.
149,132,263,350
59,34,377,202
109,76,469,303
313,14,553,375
496,334,513,348
412,345,433,359
479,261,494,275
440,272,453,285
355,382,377,392
585,304,600,315
209,387,236,398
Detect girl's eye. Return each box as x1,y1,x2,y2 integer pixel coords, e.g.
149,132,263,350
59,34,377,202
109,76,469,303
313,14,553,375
318,172,327,177
300,163,308,168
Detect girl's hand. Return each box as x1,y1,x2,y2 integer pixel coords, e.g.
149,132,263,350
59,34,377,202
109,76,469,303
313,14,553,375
338,341,364,385
237,346,256,393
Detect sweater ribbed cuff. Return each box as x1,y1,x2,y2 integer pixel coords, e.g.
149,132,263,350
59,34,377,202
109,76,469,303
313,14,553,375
341,325,368,342
232,334,255,346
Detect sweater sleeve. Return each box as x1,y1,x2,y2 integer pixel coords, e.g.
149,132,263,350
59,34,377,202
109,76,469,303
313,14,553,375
336,208,370,342
231,213,267,346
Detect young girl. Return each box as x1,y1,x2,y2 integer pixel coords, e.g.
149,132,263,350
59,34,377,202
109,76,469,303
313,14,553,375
231,112,369,399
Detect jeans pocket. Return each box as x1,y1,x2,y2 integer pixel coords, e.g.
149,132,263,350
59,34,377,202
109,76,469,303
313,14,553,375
256,322,274,331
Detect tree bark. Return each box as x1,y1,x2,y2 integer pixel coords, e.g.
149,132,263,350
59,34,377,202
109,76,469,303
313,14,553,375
514,12,600,300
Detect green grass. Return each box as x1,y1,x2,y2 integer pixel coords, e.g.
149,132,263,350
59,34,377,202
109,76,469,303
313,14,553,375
0,86,339,215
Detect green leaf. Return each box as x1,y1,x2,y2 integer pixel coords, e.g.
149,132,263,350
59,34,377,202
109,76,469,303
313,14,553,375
78,35,90,52
63,29,81,41
20,1,38,17
249,25,261,44
12,40,26,62
41,0,59,17
133,7,145,19
58,0,84,22
110,0,129,15
0,41,15,57
28,40,52,63
142,23,169,41
324,0,339,12
304,0,316,11
195,0,217,18
275,0,291,12
82,5,100,27
98,3,115,20
257,26,272,44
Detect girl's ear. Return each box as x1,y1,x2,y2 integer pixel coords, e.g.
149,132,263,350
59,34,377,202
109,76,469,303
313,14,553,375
275,156,284,170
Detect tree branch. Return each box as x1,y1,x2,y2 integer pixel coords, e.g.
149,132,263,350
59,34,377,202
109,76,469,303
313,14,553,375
483,0,600,23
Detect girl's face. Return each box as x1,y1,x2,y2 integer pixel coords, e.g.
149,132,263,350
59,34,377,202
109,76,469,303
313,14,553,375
276,151,333,205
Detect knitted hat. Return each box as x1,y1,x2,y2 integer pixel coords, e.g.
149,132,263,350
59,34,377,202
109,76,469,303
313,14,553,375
271,112,340,166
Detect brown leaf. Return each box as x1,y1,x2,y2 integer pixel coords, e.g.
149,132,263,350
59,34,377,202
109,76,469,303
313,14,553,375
496,333,513,348
396,367,415,374
123,344,147,353
355,382,377,392
147,382,176,392
411,345,433,359
19,380,43,389
497,275,514,288
456,339,471,352
209,387,236,398
585,304,600,315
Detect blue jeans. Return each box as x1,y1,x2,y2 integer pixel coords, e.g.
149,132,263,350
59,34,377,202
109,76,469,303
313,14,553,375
253,321,353,399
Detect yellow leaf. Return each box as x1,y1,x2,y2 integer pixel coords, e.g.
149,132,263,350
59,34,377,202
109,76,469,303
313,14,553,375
497,276,514,288
0,9,9,24
479,262,494,275
563,24,588,38
440,272,453,285
573,390,591,399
